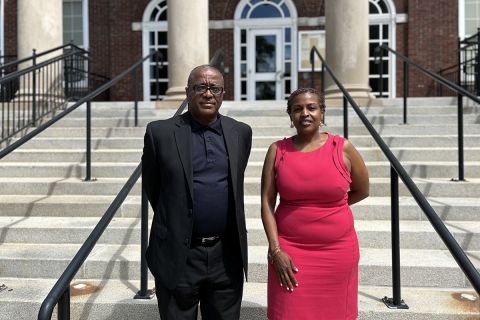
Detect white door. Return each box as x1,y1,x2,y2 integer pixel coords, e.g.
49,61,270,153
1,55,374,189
247,29,282,100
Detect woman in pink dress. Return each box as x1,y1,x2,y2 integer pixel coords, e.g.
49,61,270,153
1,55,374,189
261,88,370,320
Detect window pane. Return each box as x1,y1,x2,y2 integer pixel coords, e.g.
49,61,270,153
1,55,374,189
370,25,379,40
157,32,167,45
255,81,276,99
250,4,282,18
241,29,246,44
285,45,291,60
241,63,247,77
285,28,291,43
284,62,291,76
281,4,290,17
256,35,276,73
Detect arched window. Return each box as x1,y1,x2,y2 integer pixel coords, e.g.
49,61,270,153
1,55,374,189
369,0,396,97
142,0,168,101
234,0,297,101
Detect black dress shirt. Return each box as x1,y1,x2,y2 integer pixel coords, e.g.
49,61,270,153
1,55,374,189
188,112,231,236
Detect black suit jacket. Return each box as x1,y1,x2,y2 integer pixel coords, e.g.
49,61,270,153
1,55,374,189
142,112,252,290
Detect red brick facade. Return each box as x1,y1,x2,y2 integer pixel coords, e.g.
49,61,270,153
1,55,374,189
3,0,461,100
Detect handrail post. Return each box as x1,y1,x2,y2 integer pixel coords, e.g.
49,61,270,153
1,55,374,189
57,287,71,320
378,48,383,97
31,49,37,127
343,95,348,139
476,28,480,96
84,58,92,182
134,180,156,300
133,68,139,127
310,48,315,88
403,61,408,124
382,166,409,309
84,100,92,181
456,93,465,181
155,51,160,100
321,63,325,95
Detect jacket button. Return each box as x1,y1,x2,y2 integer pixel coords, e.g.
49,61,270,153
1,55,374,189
184,238,190,246
188,209,193,217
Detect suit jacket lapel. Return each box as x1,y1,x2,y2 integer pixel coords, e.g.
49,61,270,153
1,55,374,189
222,117,239,204
174,114,193,201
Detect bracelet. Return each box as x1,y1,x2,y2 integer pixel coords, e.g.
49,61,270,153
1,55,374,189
269,246,282,259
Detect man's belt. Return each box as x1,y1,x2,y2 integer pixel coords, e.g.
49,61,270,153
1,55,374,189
191,235,221,247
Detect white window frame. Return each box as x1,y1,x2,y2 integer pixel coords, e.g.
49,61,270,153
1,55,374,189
141,0,168,101
234,0,298,101
368,0,397,98
459,0,480,38
63,0,89,49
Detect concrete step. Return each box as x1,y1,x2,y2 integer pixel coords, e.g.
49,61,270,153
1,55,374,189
4,146,480,163
1,161,479,179
0,243,478,288
0,177,478,198
8,134,480,150
1,195,479,222
225,105,480,116
244,177,480,198
20,123,480,139
0,194,478,222
4,112,478,129
1,278,478,320
1,217,479,251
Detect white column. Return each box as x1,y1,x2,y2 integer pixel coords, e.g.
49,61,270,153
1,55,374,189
18,0,63,64
164,0,209,101
17,0,63,101
325,0,375,105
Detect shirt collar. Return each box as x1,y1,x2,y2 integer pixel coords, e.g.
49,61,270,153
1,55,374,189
187,111,223,135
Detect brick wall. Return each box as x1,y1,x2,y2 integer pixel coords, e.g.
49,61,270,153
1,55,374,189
89,0,147,101
404,0,458,96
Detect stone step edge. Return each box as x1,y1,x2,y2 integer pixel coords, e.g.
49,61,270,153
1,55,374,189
0,278,477,319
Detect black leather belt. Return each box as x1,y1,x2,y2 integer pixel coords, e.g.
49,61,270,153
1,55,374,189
191,235,221,247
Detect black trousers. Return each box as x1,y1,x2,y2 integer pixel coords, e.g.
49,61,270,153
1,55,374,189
155,238,244,320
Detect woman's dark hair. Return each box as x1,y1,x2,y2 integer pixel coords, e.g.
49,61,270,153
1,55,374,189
286,88,325,115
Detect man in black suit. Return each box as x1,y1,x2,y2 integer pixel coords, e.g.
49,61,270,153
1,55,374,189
142,65,252,319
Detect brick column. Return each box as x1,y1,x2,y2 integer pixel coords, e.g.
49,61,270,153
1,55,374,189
325,0,375,105
164,0,209,101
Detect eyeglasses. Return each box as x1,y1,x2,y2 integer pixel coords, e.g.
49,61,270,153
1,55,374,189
192,84,224,95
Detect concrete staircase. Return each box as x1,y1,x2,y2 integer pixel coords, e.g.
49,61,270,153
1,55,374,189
0,98,479,319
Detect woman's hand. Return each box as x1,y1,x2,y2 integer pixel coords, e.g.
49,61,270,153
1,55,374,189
270,248,298,292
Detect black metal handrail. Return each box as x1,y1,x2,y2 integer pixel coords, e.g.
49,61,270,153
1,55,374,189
375,44,480,181
38,51,222,320
0,43,87,73
310,46,480,308
0,47,90,145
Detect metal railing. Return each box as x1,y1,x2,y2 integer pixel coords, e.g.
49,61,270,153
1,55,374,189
310,46,480,309
0,44,91,145
37,51,223,319
375,44,480,181
439,29,480,97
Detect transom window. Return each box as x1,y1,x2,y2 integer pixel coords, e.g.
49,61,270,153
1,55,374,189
241,0,291,19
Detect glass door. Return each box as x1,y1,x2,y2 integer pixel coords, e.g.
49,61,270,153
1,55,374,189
247,29,282,100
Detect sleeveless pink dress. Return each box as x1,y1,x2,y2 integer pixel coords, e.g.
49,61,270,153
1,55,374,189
267,133,359,320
